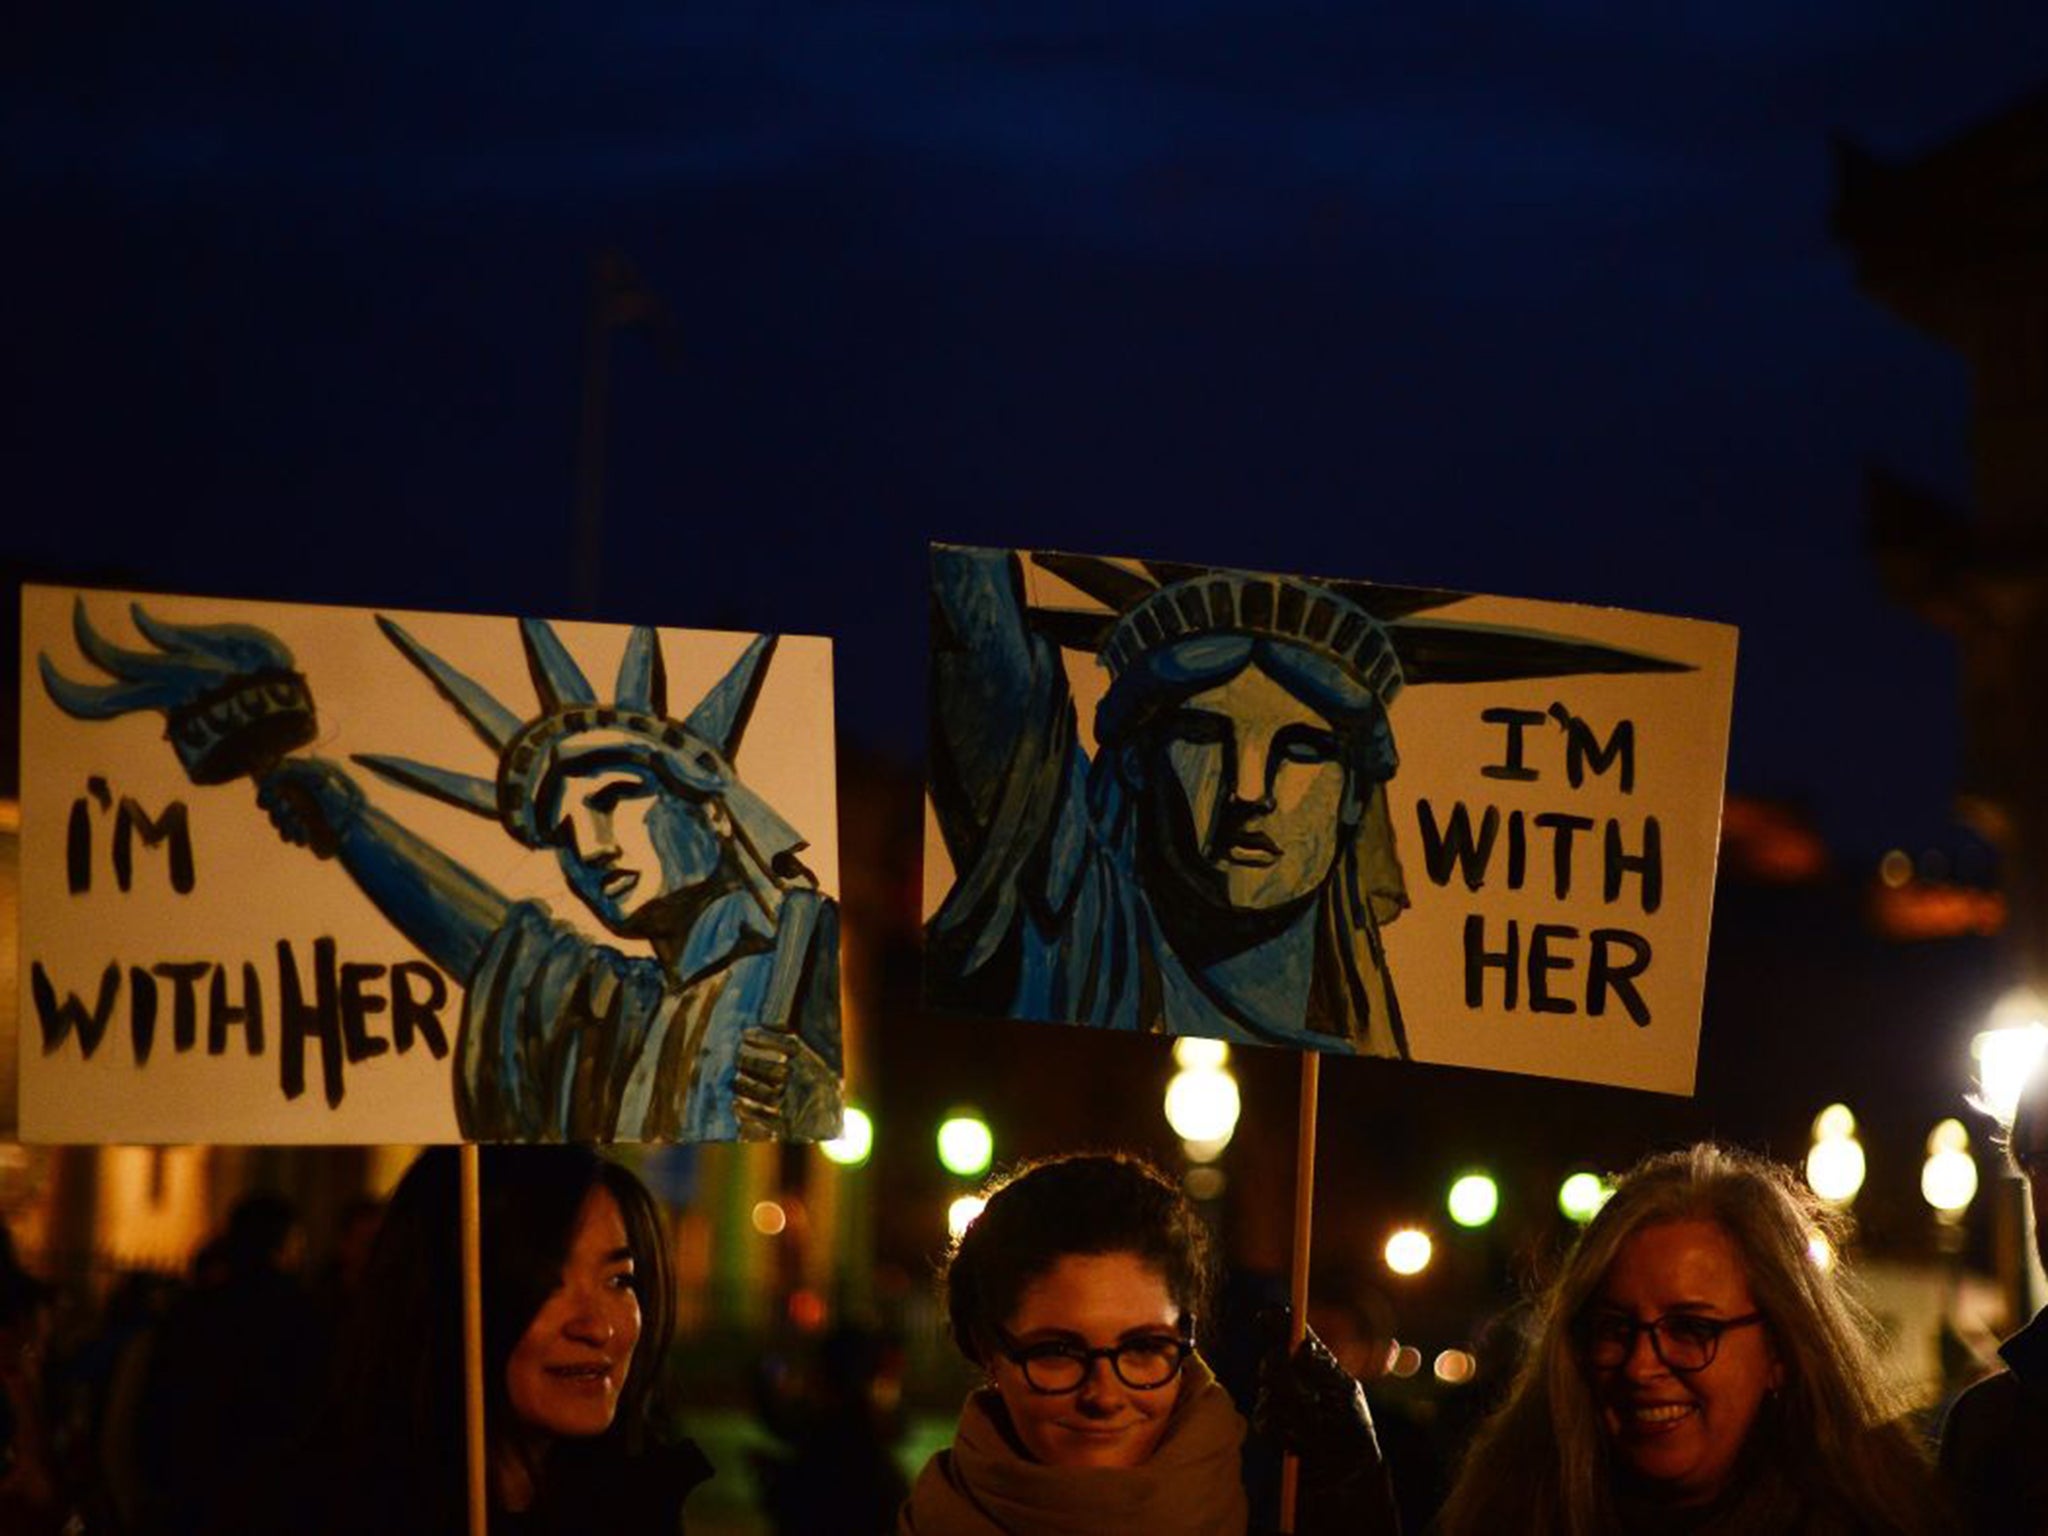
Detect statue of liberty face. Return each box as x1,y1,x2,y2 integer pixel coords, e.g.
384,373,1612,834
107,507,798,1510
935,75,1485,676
1140,663,1362,916
546,762,732,935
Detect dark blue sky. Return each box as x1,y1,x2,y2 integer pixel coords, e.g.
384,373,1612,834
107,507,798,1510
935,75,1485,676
9,4,2045,862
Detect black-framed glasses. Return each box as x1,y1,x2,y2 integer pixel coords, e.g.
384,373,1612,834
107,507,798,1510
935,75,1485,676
992,1324,1195,1394
1578,1310,1765,1373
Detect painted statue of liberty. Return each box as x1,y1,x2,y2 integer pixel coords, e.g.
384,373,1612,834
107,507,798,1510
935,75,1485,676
42,603,841,1142
927,545,1685,1055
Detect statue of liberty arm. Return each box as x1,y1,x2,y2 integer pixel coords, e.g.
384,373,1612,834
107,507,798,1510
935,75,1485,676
42,601,843,1142
927,546,1088,985
258,755,508,977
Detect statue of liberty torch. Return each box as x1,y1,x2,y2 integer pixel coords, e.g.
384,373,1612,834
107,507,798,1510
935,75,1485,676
41,601,843,1142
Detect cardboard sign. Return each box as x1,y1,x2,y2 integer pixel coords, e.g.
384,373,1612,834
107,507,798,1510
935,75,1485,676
20,587,842,1144
924,545,1736,1095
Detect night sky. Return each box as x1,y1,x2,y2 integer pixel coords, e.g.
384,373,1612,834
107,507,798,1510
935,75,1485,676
10,5,2047,864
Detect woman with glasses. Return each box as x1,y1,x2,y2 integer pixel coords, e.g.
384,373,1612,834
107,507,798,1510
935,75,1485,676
900,1151,1394,1535
1435,1142,1951,1535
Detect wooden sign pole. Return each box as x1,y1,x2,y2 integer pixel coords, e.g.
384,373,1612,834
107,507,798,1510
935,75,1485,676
461,1144,488,1536
1277,1050,1320,1535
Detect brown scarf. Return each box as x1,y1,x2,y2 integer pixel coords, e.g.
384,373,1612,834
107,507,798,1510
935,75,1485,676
900,1355,1249,1536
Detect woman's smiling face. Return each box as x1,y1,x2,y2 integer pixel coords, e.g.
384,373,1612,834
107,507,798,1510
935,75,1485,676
1585,1218,1782,1506
988,1251,1187,1470
503,1185,642,1444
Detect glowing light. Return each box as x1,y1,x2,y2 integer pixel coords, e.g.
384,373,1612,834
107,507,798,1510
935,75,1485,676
1389,1345,1422,1378
1812,1102,1857,1142
1447,1173,1499,1229
1807,1102,1866,1207
820,1106,874,1167
937,1112,994,1178
1558,1172,1613,1224
1805,1136,1866,1206
1184,1166,1226,1202
1433,1349,1477,1384
1806,1231,1835,1270
787,1289,826,1330
1164,1068,1241,1148
1878,850,1912,888
751,1201,788,1236
1974,1008,2048,1128
1173,1037,1231,1070
947,1195,986,1239
1922,1121,1978,1215
1384,1228,1433,1276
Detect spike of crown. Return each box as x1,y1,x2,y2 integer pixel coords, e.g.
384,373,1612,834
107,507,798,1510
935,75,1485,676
1099,571,1404,708
369,619,803,870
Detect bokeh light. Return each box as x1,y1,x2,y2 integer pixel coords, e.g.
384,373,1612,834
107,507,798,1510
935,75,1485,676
1184,1166,1226,1202
1433,1349,1477,1384
1812,1102,1857,1142
1558,1172,1613,1224
1384,1228,1433,1276
1805,1136,1867,1205
820,1105,874,1167
1922,1120,1978,1215
1163,1068,1241,1148
1974,1007,2048,1127
1447,1173,1499,1229
947,1195,986,1239
1173,1037,1231,1071
937,1111,994,1177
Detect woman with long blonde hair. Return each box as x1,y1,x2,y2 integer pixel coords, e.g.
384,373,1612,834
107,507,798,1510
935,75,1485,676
1437,1143,1951,1535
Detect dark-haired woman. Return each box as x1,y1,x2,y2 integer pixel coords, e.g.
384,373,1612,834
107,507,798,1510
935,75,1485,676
1436,1143,1952,1536
901,1151,1394,1535
296,1146,708,1535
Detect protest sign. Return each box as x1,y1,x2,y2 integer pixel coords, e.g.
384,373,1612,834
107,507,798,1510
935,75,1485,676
924,544,1735,1094
21,587,842,1143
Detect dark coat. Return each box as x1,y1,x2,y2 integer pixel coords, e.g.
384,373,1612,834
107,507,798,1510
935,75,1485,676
270,1430,712,1536
509,1434,715,1535
1940,1307,2048,1535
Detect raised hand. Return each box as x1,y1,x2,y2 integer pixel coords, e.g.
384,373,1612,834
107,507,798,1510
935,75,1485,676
257,758,364,859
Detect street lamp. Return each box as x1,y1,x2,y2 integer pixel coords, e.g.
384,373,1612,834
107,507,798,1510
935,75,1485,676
1973,990,2048,1127
1164,1041,1240,1162
1806,1103,1867,1206
1922,1118,1979,1221
820,1105,874,1168
1447,1173,1500,1229
937,1110,994,1178
1385,1227,1433,1276
1558,1171,1613,1224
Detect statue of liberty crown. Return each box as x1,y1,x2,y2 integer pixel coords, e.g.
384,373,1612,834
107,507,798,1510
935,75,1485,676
1100,570,1406,705
360,617,804,866
1014,548,1698,700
